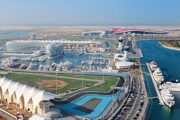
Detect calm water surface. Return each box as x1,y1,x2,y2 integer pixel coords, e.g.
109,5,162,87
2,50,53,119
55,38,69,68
137,40,180,120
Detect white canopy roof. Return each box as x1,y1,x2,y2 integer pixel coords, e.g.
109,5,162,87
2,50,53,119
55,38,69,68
15,84,26,103
23,86,35,107
32,89,56,111
0,77,6,87
8,81,19,100
0,77,57,109
1,79,11,95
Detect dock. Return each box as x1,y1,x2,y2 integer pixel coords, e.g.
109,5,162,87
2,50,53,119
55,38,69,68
146,63,164,105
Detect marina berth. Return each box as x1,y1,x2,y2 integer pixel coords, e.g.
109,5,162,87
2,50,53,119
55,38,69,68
147,61,178,108
160,90,175,108
160,82,180,92
146,62,164,106
152,68,164,84
149,61,158,71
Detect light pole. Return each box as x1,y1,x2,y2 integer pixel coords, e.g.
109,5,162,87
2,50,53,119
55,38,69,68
56,71,58,94
81,70,83,88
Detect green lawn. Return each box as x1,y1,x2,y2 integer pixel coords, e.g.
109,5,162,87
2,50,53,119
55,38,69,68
42,72,120,92
0,73,96,94
87,76,120,92
0,72,120,94
47,73,120,92
45,73,120,92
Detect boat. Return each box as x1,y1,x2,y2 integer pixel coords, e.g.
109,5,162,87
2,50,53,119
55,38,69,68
43,65,50,71
27,63,38,70
152,68,164,84
10,57,19,61
49,62,57,71
78,52,84,56
160,89,175,108
39,56,47,62
149,61,158,71
160,82,180,92
33,50,46,57
19,64,28,69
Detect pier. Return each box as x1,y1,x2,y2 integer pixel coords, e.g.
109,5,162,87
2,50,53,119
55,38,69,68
146,63,164,105
147,96,158,100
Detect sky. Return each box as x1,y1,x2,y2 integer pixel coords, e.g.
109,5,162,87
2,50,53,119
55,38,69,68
0,0,180,26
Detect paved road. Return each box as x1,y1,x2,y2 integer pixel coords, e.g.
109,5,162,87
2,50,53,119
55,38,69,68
112,74,147,120
125,76,142,120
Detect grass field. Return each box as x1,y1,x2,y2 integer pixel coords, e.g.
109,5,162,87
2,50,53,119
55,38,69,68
87,76,119,92
0,72,119,94
41,72,120,92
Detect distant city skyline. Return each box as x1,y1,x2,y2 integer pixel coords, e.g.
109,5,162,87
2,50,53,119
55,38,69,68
0,0,180,26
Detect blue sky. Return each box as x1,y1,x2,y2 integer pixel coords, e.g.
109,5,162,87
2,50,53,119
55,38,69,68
0,0,180,26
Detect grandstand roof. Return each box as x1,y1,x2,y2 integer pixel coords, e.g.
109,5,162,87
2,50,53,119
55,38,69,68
0,77,57,108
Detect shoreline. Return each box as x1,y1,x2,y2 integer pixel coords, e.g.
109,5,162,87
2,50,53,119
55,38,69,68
159,42,180,51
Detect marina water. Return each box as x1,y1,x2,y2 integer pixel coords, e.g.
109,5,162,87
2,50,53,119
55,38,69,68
137,40,180,120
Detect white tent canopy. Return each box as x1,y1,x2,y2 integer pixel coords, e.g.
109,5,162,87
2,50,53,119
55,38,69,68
1,79,11,95
23,86,35,107
0,77,57,110
32,89,56,111
0,77,6,87
8,81,19,102
15,84,26,103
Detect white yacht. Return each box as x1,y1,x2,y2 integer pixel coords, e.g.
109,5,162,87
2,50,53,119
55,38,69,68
161,89,175,108
27,63,38,70
149,61,158,71
160,82,180,92
39,56,47,62
152,68,164,84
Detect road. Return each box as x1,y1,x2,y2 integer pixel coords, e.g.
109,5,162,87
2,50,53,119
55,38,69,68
125,75,142,120
112,74,148,120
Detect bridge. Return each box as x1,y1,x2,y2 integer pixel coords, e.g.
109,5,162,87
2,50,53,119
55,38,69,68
147,96,158,100
142,72,150,76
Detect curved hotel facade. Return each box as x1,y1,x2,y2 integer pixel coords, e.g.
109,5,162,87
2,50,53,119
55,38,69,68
6,40,101,54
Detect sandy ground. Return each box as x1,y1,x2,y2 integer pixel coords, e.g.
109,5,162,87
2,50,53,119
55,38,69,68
1,26,180,36
39,80,67,90
1,26,180,41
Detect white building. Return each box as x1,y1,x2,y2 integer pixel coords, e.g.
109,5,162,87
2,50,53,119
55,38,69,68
6,40,101,54
115,61,134,69
114,50,134,69
46,43,64,58
118,36,124,51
